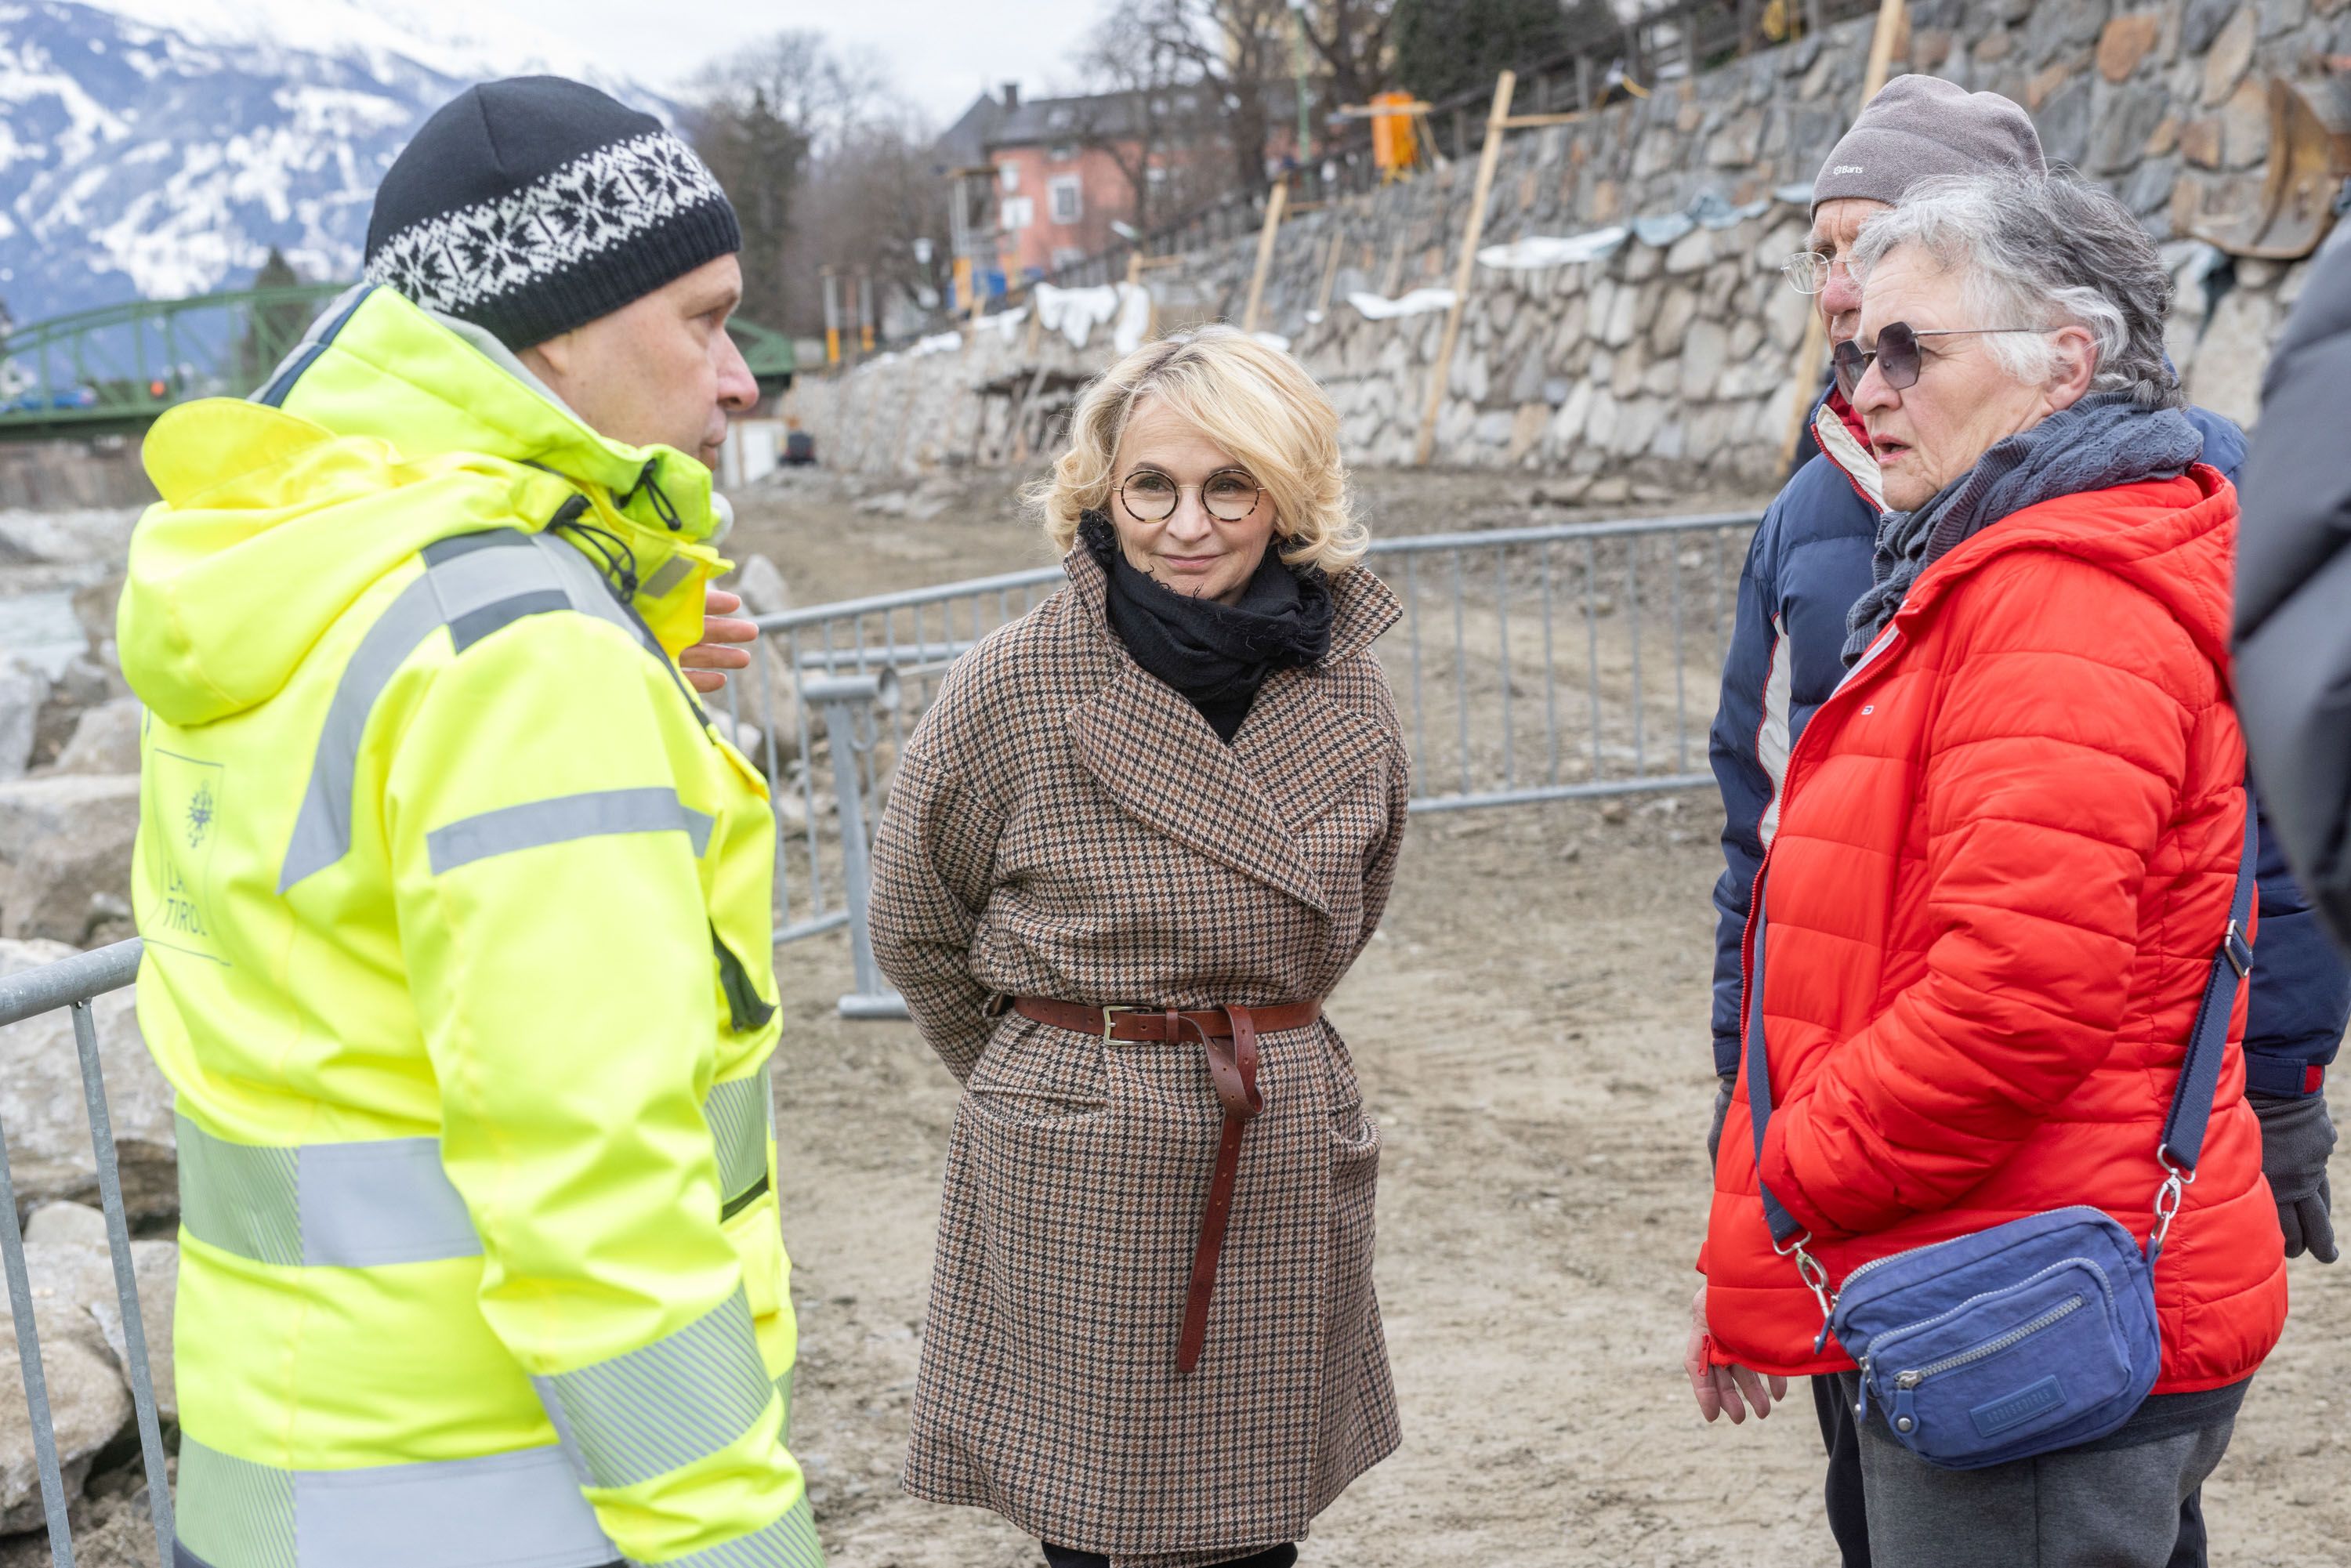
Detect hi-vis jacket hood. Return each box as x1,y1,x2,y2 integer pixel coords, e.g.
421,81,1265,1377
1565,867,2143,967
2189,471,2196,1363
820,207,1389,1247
122,284,730,728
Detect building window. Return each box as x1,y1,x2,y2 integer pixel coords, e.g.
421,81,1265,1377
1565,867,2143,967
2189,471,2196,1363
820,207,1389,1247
1001,195,1034,230
998,162,1019,192
1050,246,1086,270
1049,176,1082,225
1048,143,1078,163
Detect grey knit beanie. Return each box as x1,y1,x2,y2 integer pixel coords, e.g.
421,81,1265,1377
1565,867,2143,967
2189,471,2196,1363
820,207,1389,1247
1812,74,2046,214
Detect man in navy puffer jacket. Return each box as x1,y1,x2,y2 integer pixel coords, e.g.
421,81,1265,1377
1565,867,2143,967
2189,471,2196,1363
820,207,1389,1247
1701,78,2347,1568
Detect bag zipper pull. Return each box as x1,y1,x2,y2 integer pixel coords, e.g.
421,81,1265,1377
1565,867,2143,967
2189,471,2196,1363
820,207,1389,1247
1890,1373,1919,1437
1854,1360,1871,1420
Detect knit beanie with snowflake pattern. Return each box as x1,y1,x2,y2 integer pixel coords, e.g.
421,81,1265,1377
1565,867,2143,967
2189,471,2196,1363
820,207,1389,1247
364,76,741,350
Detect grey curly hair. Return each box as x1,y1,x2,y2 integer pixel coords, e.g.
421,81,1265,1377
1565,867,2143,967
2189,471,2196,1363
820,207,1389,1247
1848,172,2184,411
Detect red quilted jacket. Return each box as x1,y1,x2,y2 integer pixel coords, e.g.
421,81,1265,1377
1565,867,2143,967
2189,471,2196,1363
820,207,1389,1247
1702,464,2288,1392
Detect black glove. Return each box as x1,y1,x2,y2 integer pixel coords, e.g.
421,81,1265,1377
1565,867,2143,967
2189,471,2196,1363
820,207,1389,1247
1706,1070,1737,1170
2251,1090,2338,1263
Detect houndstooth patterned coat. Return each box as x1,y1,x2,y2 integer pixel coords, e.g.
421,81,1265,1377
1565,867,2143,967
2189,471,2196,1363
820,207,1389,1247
868,541,1410,1565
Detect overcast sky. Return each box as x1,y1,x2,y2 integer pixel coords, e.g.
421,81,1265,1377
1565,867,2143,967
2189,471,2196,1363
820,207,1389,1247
480,1,1108,125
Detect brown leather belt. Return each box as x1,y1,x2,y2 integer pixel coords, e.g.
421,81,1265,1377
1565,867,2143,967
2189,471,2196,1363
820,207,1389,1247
1005,995,1323,1373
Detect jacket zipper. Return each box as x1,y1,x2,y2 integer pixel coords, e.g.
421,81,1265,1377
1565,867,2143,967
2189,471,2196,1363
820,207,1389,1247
1864,1255,2115,1372
1838,1207,2114,1293
1895,1295,2085,1388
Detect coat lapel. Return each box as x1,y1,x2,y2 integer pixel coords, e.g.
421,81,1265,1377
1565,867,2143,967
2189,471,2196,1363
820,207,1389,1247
1066,661,1335,915
1054,545,1401,919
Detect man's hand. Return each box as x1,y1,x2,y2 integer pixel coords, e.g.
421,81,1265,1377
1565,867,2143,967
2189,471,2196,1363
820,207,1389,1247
2254,1090,2338,1263
1685,1284,1788,1424
683,586,758,694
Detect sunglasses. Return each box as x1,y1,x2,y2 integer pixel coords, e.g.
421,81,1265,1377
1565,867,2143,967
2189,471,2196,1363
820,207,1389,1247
1116,469,1264,523
1832,322,2047,400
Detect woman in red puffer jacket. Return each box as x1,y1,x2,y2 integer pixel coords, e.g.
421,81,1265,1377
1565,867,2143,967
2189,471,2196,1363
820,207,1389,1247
1691,172,2285,1568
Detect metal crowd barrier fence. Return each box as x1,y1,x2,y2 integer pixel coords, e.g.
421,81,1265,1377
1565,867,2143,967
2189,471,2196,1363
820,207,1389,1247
0,511,1756,1560
721,509,1761,1017
0,938,172,1568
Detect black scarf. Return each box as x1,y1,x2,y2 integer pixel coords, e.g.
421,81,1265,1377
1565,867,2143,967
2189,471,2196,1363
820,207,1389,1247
1079,509,1334,742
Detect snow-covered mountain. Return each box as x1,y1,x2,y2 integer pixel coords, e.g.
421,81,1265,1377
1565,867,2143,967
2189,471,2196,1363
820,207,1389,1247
0,0,669,327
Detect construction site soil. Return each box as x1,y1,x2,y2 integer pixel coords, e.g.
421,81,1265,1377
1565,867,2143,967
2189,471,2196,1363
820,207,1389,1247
731,467,2351,1568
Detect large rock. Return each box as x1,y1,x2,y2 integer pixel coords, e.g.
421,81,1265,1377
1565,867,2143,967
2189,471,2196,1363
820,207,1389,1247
0,943,176,1226
0,1236,137,1533
2186,288,2277,427
48,702,140,779
66,578,123,670
0,666,42,784
0,777,139,946
24,1204,175,1426
2201,4,2255,104
729,554,791,619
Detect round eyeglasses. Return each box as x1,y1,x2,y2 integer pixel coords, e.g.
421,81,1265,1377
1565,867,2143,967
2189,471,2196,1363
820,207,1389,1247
1116,469,1263,523
1780,250,1853,295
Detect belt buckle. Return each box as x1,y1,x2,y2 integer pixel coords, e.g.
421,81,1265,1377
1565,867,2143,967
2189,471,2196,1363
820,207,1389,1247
1099,1003,1139,1047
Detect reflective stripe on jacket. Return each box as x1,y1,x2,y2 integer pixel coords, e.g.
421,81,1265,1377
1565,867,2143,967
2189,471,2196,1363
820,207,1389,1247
1702,465,2288,1390
121,285,816,1568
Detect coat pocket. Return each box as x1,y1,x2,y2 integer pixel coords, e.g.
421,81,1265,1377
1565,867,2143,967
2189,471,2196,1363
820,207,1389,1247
965,1019,1111,1125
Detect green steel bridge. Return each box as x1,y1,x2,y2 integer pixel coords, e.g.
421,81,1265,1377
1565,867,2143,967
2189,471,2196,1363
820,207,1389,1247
0,282,798,441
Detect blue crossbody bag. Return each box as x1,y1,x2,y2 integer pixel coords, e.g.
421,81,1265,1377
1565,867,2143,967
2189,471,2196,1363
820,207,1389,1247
1744,808,2257,1470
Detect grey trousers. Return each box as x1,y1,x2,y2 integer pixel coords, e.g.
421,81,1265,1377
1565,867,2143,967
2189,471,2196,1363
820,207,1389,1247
1834,1374,2234,1568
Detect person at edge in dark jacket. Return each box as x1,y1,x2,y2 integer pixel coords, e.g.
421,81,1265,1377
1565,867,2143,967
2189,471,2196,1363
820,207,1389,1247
1694,77,2349,1568
2237,233,2351,961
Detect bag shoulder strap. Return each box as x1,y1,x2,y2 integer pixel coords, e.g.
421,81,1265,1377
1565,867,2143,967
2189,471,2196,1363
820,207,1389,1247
1745,797,2259,1247
2157,802,2259,1173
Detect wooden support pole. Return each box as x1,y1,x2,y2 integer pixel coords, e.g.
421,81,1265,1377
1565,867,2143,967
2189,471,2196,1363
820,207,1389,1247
1414,71,1516,467
1240,180,1290,334
1775,0,1907,474
1313,227,1348,317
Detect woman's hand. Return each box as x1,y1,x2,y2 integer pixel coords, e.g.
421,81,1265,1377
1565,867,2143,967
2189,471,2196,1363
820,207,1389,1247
1684,1284,1788,1424
683,586,759,694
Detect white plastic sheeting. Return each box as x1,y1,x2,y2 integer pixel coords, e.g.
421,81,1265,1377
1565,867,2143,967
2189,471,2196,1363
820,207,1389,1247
1347,287,1457,320
912,331,964,357
1476,227,1629,270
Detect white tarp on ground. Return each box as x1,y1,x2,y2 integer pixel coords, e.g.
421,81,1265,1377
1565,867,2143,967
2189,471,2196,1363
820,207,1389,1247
1478,227,1630,270
913,331,963,356
1348,287,1456,320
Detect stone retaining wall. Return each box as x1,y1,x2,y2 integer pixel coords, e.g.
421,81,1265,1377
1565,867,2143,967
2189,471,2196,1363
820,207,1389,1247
791,0,2338,482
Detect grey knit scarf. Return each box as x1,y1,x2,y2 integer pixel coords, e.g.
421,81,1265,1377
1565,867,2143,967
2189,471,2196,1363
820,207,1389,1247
1840,393,2204,666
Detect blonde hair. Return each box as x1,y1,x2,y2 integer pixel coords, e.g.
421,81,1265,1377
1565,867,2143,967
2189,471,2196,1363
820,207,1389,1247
1031,324,1367,574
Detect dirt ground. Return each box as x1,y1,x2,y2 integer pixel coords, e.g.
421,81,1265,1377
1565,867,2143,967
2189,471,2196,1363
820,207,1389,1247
730,467,2351,1568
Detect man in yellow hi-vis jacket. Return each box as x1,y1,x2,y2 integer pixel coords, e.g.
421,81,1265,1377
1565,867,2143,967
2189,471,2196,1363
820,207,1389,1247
118,77,816,1568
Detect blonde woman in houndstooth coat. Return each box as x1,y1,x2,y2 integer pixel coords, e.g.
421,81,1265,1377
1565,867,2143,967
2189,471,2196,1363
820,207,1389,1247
869,326,1411,1568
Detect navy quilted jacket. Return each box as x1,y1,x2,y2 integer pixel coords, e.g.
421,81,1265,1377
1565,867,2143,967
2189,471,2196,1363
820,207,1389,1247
1708,391,2347,1095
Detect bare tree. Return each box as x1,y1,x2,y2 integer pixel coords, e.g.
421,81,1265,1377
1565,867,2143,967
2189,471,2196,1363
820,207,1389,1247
1071,8,1233,234
1299,0,1402,119
1107,0,1295,200
686,31,943,339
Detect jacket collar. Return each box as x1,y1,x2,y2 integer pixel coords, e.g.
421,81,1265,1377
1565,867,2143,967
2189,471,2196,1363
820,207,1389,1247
1057,541,1401,917
257,283,723,548
1881,462,2241,679
1813,386,1883,511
